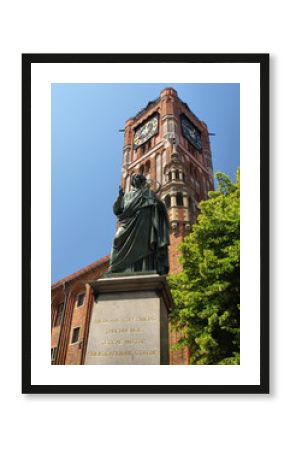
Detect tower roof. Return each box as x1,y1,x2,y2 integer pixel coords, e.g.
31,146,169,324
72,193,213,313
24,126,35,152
130,88,201,124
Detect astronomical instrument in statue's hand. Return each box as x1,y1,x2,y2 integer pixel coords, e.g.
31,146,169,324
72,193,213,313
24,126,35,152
146,178,161,194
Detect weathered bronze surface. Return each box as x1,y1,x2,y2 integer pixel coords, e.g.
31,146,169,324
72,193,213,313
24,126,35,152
108,174,169,275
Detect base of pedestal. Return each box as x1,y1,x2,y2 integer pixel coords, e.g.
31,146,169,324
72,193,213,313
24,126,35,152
84,274,173,365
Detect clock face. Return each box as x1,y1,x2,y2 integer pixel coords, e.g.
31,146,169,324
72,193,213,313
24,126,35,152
181,116,202,151
134,115,159,148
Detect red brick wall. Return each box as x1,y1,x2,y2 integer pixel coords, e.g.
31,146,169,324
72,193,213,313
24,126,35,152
51,258,109,365
64,283,91,365
168,231,184,275
169,328,190,365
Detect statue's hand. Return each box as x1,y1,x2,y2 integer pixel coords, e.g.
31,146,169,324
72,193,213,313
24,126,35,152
118,185,124,197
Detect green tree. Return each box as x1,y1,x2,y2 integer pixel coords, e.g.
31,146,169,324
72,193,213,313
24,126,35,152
169,170,240,365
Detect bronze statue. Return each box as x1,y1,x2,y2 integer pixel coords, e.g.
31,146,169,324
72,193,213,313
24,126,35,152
109,174,169,275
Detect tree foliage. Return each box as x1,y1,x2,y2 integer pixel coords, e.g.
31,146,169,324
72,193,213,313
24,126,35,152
169,170,240,365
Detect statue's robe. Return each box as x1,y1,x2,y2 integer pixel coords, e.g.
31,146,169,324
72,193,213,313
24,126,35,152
109,186,170,275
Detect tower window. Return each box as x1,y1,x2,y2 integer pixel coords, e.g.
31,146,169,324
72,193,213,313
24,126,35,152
124,150,130,166
130,173,136,186
188,197,194,211
176,192,184,206
156,153,161,184
196,180,201,194
168,172,172,182
145,160,150,174
54,302,64,326
125,175,130,192
164,195,171,208
206,158,212,168
162,150,166,185
175,170,179,179
76,293,85,308
71,327,80,344
51,347,57,363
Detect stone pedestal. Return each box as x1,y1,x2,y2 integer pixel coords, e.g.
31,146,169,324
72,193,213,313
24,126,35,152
85,274,173,365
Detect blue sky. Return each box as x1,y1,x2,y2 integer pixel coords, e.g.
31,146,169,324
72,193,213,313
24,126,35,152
52,83,240,283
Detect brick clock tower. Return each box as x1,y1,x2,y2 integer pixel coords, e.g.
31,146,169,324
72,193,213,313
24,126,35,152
120,87,214,364
121,87,214,272
51,87,214,365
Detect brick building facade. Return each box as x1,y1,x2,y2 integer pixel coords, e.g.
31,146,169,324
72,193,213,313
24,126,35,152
51,87,214,365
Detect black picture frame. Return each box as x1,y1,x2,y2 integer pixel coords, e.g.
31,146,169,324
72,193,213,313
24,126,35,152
22,53,269,394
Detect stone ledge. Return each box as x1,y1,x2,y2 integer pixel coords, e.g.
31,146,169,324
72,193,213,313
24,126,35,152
88,274,173,311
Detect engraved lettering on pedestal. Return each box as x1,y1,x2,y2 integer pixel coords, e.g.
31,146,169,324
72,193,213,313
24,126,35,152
85,298,162,365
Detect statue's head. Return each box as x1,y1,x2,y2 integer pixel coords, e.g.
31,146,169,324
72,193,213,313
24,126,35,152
131,173,147,189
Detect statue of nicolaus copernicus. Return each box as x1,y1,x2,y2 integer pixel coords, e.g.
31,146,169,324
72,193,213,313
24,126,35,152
109,174,170,275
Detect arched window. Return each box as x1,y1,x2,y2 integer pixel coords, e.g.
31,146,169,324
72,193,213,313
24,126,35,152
162,150,166,185
175,170,179,180
145,160,150,174
176,192,183,206
130,172,136,189
196,180,201,195
139,165,144,175
168,172,172,182
164,195,171,208
188,196,194,211
156,153,161,184
125,175,130,192
124,149,130,165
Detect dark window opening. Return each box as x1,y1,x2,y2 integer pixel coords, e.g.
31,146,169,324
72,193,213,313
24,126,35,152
55,302,64,326
76,293,85,308
165,195,171,208
145,160,150,174
71,327,80,344
188,197,194,211
176,192,184,206
51,347,57,363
